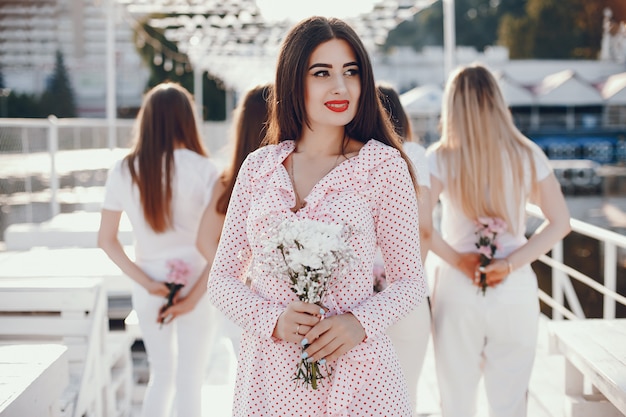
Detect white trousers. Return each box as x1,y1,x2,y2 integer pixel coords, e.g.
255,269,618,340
387,296,432,415
132,283,218,417
430,261,539,417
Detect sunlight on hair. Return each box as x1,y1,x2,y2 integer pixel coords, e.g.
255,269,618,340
257,0,378,22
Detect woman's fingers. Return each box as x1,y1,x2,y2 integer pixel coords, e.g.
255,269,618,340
293,301,326,317
302,313,365,362
157,305,174,324
273,301,324,342
481,259,509,287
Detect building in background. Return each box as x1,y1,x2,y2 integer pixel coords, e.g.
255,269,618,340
0,0,149,117
1,0,625,131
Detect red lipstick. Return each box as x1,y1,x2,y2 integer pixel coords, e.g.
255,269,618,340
325,100,349,112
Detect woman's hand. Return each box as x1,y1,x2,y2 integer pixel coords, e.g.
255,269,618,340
157,294,195,324
301,312,366,363
480,258,511,288
272,301,324,343
146,280,170,298
456,252,481,282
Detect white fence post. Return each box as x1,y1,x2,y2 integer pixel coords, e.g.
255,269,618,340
603,242,617,319
47,115,59,217
552,241,565,321
22,128,33,223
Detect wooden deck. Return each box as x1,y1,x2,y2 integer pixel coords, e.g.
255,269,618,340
0,244,568,417
1,209,623,417
1,125,625,416
129,314,565,417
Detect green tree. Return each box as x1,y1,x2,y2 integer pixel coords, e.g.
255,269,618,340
385,3,443,51
7,93,43,118
133,17,226,121
0,68,8,118
499,0,626,59
498,14,533,58
40,50,77,117
385,0,527,52
531,0,579,59
385,0,625,59
456,0,501,51
569,0,626,58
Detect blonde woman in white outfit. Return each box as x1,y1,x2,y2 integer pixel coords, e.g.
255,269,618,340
426,64,571,417
377,84,433,416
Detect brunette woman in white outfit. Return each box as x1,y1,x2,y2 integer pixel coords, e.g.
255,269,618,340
426,64,571,417
377,83,433,416
98,83,219,417
196,83,272,355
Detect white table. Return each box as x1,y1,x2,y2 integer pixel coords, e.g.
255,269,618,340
549,319,626,417
0,246,134,298
0,344,69,417
4,211,133,251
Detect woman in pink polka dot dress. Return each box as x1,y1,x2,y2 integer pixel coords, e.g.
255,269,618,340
207,16,427,417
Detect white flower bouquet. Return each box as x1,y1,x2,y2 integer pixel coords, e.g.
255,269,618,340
263,218,357,389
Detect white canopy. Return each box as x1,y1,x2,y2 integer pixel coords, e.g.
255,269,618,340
400,84,443,115
118,0,435,93
533,70,604,106
495,72,535,106
601,72,626,104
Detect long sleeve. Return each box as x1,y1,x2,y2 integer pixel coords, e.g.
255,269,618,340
207,151,285,340
350,156,426,340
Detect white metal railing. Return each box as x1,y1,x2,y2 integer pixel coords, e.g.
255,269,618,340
1,118,625,324
526,204,626,321
0,116,230,223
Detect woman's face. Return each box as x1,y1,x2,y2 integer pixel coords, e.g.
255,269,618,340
304,38,361,131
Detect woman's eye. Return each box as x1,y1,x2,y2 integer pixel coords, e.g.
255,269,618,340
345,68,360,76
313,70,330,78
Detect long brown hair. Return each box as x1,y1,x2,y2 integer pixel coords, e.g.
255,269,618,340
377,83,414,143
263,16,417,189
216,83,271,214
125,82,208,232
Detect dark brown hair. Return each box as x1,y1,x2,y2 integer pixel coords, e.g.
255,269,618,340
264,16,417,188
216,83,271,214
377,83,413,142
125,82,207,232
268,16,389,143
265,16,417,190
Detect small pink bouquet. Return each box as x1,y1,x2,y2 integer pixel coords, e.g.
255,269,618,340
474,217,507,295
159,258,190,328
373,262,388,293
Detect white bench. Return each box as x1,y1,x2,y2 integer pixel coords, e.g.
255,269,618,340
0,246,134,300
4,211,133,251
549,318,626,417
0,277,134,417
0,344,69,417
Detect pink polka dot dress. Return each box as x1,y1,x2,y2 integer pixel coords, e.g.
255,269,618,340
208,139,426,417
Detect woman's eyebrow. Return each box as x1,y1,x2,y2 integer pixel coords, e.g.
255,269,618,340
308,63,331,70
308,61,359,70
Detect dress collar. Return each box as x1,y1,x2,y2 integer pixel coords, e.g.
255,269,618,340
250,139,402,214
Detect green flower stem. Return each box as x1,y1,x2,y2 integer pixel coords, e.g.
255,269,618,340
293,345,332,390
479,254,490,296
311,361,318,390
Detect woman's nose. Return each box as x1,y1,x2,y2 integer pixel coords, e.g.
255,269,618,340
331,76,347,94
